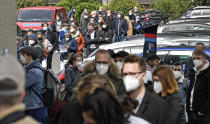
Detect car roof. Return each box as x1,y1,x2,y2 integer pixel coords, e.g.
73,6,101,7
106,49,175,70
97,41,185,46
18,6,64,10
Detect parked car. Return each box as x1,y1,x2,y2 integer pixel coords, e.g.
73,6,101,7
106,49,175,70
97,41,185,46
138,45,210,71
157,23,210,34
83,37,181,63
16,6,66,36
181,6,210,19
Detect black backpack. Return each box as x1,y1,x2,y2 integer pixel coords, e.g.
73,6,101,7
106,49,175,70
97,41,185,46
26,66,60,107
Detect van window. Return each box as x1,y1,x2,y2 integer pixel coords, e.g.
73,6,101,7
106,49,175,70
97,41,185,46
17,10,54,22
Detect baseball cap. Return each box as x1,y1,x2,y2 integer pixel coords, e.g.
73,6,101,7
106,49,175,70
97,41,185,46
0,55,25,96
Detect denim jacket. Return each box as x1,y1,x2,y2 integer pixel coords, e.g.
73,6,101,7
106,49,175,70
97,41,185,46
24,60,45,110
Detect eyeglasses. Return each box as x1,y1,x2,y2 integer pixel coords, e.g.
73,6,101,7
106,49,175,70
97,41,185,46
122,72,143,77
192,57,202,60
174,69,182,71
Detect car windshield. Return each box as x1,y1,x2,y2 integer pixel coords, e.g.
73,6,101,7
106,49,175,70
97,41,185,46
17,10,54,22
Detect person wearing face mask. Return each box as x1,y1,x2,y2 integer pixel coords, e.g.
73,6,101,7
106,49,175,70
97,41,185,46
84,23,100,54
41,22,58,69
173,62,187,103
153,65,186,124
113,12,128,42
132,16,142,35
70,25,85,55
19,46,47,124
122,55,170,124
124,16,133,36
67,6,76,19
185,43,210,78
186,49,210,124
142,14,154,28
133,7,140,17
106,10,115,31
83,49,126,96
98,21,113,45
64,54,82,102
80,11,90,30
127,10,135,22
97,16,104,30
114,51,129,72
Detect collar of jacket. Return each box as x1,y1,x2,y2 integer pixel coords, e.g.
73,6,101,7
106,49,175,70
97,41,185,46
83,61,121,79
25,59,41,70
0,103,25,120
178,75,185,83
136,90,150,116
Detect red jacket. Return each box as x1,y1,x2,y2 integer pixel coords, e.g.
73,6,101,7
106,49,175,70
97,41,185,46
76,33,85,55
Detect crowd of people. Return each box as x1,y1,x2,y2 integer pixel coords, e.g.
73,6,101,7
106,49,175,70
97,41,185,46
3,5,209,124
16,6,153,71
1,41,210,124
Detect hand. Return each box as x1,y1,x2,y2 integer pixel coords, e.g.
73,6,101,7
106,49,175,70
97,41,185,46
100,37,102,39
198,112,204,115
66,45,70,49
105,38,109,40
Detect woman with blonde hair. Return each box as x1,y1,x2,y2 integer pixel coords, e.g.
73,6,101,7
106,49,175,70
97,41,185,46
152,65,185,124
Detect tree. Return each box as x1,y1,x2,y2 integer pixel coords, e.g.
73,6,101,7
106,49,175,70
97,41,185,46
108,0,142,16
17,0,46,9
154,0,192,20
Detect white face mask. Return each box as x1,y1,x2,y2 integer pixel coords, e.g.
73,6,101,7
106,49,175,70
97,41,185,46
107,14,110,17
65,38,70,41
123,73,144,92
28,40,35,45
42,27,48,31
117,15,121,18
70,28,75,33
154,81,162,94
116,61,123,71
173,70,182,79
76,61,82,67
20,55,27,64
102,25,107,28
96,63,109,75
84,15,88,19
193,59,203,67
98,20,102,23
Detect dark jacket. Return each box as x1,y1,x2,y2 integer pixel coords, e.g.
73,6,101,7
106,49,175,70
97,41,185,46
83,61,126,96
163,92,186,124
56,100,83,124
106,15,115,31
85,30,100,51
113,18,128,36
186,62,210,114
42,30,58,48
64,65,81,102
136,90,170,124
98,28,113,44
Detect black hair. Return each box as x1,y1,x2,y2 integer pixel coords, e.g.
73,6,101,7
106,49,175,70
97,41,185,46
173,62,183,69
67,54,81,65
81,88,128,124
146,55,160,62
114,51,129,58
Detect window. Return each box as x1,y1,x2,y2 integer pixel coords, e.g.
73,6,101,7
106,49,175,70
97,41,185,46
202,9,210,15
171,26,190,31
191,10,202,16
17,10,54,22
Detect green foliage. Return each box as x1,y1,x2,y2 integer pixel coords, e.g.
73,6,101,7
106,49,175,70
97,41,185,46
17,0,46,9
75,2,101,20
56,0,79,11
109,0,142,15
154,0,192,19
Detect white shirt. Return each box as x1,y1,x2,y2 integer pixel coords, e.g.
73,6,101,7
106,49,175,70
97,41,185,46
90,31,95,39
129,115,150,124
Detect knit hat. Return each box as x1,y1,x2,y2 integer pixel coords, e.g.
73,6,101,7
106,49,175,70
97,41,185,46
28,33,38,42
0,55,25,96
